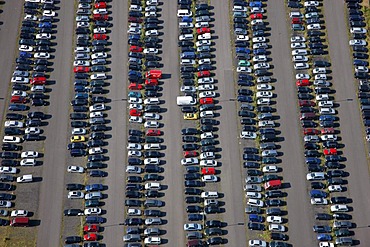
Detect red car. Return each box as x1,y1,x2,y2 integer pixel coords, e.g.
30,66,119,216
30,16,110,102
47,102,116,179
197,27,211,35
93,34,107,40
298,100,315,107
84,233,97,241
83,224,100,233
250,13,263,19
128,17,143,23
30,77,46,85
291,18,302,24
200,98,214,105
130,109,142,116
11,96,27,104
94,2,107,8
146,129,161,136
321,128,335,134
303,128,320,135
201,168,215,175
93,14,108,21
184,151,198,158
145,79,158,86
128,83,143,90
74,66,89,73
197,71,211,78
130,46,143,53
296,79,310,87
323,148,337,155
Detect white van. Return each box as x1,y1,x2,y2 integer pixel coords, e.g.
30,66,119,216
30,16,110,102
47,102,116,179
177,9,192,17
289,12,303,18
200,191,219,198
145,182,161,190
16,174,33,183
181,59,196,65
176,96,196,106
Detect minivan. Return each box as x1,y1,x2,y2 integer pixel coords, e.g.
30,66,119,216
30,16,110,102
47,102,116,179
177,9,192,17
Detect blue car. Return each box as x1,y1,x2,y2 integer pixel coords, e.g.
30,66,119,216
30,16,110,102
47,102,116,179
128,70,142,78
19,51,32,58
353,59,369,66
85,184,104,192
128,34,140,40
319,115,336,121
249,214,263,222
253,48,267,55
236,47,251,54
317,234,332,241
310,190,327,198
249,1,262,7
128,91,142,98
188,214,204,221
86,216,105,224
182,16,192,22
237,95,253,103
8,104,28,111
38,22,52,28
305,157,321,165
75,93,89,99
74,85,89,92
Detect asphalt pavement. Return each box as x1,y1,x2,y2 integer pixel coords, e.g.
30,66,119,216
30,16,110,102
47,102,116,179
36,1,75,246
159,0,186,245
267,1,317,246
210,0,248,246
323,1,370,245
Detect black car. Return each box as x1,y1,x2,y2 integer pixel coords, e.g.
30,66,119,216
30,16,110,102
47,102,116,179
315,213,333,220
184,188,202,195
1,160,19,167
311,182,326,189
89,170,108,177
4,128,23,136
271,233,288,241
6,113,25,120
2,144,21,151
65,236,82,244
248,222,265,231
64,209,83,216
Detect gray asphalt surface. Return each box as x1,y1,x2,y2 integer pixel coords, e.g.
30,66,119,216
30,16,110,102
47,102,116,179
159,0,186,245
102,1,128,245
210,0,248,246
36,1,75,246
0,0,23,128
323,1,370,245
267,1,316,245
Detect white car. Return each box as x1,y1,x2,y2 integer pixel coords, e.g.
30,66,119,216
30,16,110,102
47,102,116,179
36,33,51,40
89,104,106,112
130,4,142,11
91,52,107,59
34,52,50,59
90,112,103,118
199,58,211,65
76,15,89,22
253,55,267,62
72,128,87,135
127,27,141,34
247,199,264,207
240,131,257,139
181,158,199,166
245,192,262,199
198,84,215,91
196,40,211,47
202,175,218,182
269,224,286,232
21,151,39,158
19,45,33,52
249,240,267,247
68,191,84,199
307,24,321,30
313,68,327,74
93,9,108,15
291,36,305,42
143,113,160,120
143,48,159,54
321,134,337,141
328,185,344,192
233,5,247,12
252,37,266,43
129,104,143,110
129,116,143,123
256,91,273,98
257,84,272,91
77,21,89,28
128,97,142,104
144,121,160,128
330,205,349,212
314,80,331,87
127,208,142,216
129,23,142,29
90,73,107,80
200,160,218,167
311,198,328,205
2,136,22,143
145,30,159,36
24,14,37,21
195,22,209,28
304,1,319,7
319,108,335,115
144,158,160,165
254,63,270,69
200,111,214,118
250,7,264,13
67,166,84,173
10,210,28,217
11,77,29,83
145,11,157,17
20,159,36,166
144,237,161,245
237,67,252,73
126,166,143,174
201,132,214,139
198,77,214,84
179,34,194,41
84,207,102,215
262,165,278,173
236,35,249,41
11,90,27,97
198,33,211,40
5,121,24,128
319,243,335,247
74,60,90,66
127,143,142,150
93,27,106,34
350,27,367,34
294,63,309,70
89,147,103,155
266,216,282,224
296,73,310,80
43,10,56,16
251,19,263,26
200,152,215,160
293,55,308,62
316,94,329,101
291,42,306,49
306,172,326,181
128,150,142,157
199,91,216,98
355,66,369,73
259,120,275,128
0,167,17,174
318,101,334,107
292,49,308,55
25,127,41,135
144,98,160,105
184,223,202,231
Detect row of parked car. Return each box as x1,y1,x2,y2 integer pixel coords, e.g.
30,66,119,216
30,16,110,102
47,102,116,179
289,1,356,246
123,0,167,247
176,1,229,247
0,0,57,227
63,0,112,246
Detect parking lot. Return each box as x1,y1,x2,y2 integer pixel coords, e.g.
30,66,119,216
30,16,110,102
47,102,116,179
1,0,370,247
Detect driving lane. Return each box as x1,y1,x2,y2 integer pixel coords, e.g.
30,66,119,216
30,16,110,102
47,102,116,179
323,1,370,245
36,1,75,246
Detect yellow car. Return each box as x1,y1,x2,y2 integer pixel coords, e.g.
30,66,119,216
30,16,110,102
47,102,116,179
184,113,199,120
70,135,86,143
